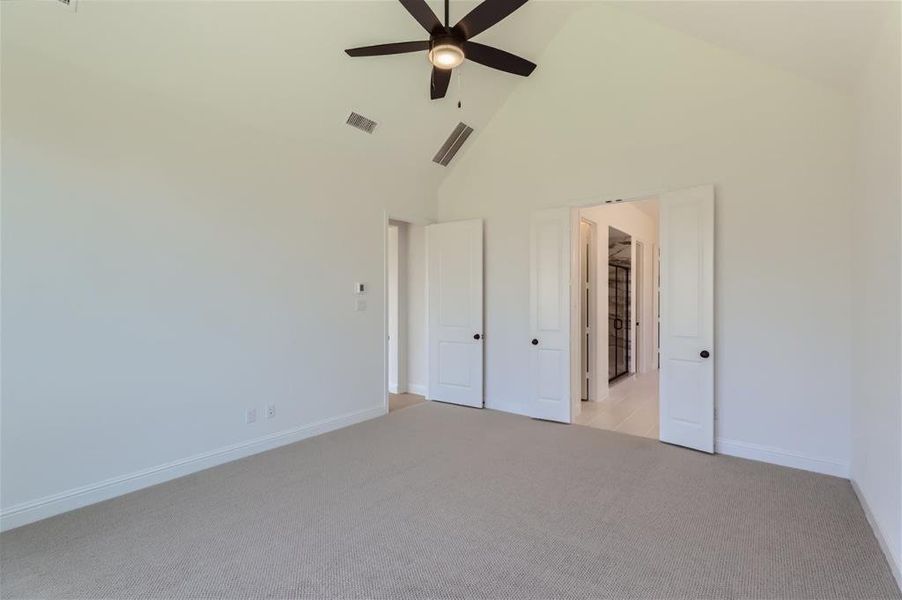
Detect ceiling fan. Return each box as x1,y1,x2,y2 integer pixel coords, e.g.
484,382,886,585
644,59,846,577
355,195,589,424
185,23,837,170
345,0,536,100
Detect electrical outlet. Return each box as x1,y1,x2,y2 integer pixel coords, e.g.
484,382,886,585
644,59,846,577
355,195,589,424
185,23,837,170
245,408,257,424
266,404,275,419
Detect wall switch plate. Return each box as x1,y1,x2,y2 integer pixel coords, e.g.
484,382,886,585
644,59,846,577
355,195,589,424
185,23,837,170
266,405,275,419
355,298,367,312
354,282,367,295
246,408,257,424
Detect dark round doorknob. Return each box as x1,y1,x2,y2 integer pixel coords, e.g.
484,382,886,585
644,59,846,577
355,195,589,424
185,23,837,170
700,350,710,358
531,339,539,346
473,334,481,340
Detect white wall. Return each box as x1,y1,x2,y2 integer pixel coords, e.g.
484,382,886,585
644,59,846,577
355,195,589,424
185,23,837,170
0,41,437,527
850,3,902,583
579,202,658,402
405,225,429,396
437,5,854,476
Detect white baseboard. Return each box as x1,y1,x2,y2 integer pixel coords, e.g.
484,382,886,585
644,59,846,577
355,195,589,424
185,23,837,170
852,479,902,592
407,383,427,396
0,405,386,532
388,382,399,394
715,437,849,478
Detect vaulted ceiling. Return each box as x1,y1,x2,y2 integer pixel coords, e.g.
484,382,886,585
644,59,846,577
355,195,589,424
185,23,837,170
2,0,895,192
1,1,579,192
615,0,894,92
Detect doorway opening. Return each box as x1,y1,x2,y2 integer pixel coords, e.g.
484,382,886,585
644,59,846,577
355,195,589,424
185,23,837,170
573,198,661,440
386,220,428,413
532,185,712,450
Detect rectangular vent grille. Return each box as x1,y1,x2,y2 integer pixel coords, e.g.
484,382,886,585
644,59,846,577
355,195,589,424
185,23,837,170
433,122,474,166
346,112,377,134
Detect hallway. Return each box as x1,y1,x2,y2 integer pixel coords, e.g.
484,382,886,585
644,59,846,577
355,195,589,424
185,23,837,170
574,371,659,439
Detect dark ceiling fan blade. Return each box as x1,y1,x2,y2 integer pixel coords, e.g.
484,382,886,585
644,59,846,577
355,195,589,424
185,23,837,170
463,41,536,76
345,41,430,57
399,0,444,34
452,0,529,40
430,66,452,99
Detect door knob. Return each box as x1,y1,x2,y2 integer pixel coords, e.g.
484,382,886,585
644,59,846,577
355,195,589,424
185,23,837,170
531,339,539,346
700,350,710,358
473,334,481,340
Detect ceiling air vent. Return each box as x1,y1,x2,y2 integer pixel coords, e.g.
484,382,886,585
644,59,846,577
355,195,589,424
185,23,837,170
346,112,377,134
433,122,473,167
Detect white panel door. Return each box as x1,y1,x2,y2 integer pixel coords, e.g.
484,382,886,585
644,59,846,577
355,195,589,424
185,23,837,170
659,185,715,453
528,208,572,423
426,219,483,408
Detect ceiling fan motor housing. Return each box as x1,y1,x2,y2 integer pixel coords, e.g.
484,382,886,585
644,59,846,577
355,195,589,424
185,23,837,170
431,33,461,47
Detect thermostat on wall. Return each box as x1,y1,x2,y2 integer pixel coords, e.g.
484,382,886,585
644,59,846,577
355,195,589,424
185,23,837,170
354,282,367,295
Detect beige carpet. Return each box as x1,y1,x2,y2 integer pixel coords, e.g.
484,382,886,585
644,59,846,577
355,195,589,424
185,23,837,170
2,402,899,599
389,392,426,413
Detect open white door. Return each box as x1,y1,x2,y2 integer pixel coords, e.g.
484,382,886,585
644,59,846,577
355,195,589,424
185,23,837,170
659,185,715,453
426,219,483,408
528,208,573,423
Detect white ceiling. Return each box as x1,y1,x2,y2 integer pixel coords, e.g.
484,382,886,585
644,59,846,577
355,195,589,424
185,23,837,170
613,0,895,92
1,1,580,188
2,0,894,189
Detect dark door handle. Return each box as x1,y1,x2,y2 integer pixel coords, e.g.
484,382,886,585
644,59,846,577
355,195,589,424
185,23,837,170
700,350,710,359
473,334,481,340
531,339,539,346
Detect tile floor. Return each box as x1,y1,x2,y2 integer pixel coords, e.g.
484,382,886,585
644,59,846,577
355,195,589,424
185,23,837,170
573,371,659,439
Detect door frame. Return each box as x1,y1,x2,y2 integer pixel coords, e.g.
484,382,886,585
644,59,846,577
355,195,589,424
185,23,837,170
383,212,433,415
565,185,714,440
635,240,643,374
387,223,404,395
578,218,598,403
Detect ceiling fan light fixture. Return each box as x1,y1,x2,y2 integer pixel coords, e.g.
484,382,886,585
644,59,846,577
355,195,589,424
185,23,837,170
429,43,465,69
